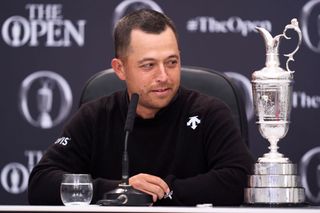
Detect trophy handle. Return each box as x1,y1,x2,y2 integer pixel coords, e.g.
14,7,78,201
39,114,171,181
282,18,302,73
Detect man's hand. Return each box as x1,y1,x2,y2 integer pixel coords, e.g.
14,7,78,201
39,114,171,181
129,173,170,202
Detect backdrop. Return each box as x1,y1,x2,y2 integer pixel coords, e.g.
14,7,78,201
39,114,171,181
1,0,319,205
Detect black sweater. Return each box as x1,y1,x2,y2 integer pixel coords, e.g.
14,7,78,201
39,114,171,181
28,87,253,206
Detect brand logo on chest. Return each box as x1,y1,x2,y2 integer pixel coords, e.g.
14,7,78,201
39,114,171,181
187,116,201,130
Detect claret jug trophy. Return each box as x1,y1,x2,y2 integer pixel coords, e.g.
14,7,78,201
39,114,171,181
244,19,306,206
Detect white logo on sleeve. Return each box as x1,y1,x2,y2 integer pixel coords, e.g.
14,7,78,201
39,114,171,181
187,116,201,130
54,137,71,146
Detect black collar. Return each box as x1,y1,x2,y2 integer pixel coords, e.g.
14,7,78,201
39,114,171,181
122,87,182,121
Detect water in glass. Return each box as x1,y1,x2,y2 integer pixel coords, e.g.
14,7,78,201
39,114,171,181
60,174,93,206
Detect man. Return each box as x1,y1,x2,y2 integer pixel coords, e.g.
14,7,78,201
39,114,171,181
28,9,253,206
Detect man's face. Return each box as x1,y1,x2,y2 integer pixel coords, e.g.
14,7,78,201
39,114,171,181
114,27,181,118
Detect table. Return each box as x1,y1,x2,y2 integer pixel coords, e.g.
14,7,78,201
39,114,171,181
0,205,319,213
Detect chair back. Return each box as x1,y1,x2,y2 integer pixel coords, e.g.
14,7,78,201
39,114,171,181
79,66,249,145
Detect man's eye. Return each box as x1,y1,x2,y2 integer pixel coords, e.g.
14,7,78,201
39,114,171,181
141,63,154,69
166,60,178,68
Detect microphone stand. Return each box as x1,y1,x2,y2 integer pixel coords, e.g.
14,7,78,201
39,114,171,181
97,94,153,206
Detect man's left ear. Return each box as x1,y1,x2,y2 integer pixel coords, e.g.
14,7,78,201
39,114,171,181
111,58,126,80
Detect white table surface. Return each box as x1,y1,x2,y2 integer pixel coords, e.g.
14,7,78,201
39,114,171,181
0,205,319,213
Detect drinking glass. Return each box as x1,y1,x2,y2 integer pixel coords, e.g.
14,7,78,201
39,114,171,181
60,174,93,206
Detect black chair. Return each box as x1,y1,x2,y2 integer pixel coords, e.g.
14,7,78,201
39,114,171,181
79,66,249,145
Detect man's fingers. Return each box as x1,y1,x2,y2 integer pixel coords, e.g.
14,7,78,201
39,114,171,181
129,173,170,202
142,174,170,194
130,174,165,199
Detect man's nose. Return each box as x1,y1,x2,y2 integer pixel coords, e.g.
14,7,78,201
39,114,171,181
155,64,169,82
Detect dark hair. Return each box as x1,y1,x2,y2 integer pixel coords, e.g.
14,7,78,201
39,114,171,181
113,9,179,59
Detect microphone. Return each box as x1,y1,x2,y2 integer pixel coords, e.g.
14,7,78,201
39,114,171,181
122,93,139,184
97,93,153,206
124,93,139,132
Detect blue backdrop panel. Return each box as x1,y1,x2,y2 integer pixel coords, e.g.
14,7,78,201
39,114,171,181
0,0,319,205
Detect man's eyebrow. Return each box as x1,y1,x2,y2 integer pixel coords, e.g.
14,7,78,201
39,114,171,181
137,55,180,64
166,55,180,60
137,58,155,64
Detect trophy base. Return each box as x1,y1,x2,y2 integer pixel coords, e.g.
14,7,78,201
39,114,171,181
243,202,308,207
244,187,305,204
244,162,305,206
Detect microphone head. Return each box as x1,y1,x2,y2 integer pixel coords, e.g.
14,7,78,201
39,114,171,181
124,93,139,132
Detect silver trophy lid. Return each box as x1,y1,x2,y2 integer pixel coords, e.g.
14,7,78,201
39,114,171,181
252,19,302,83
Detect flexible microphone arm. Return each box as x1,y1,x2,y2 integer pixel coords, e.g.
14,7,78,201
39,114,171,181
122,93,139,184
